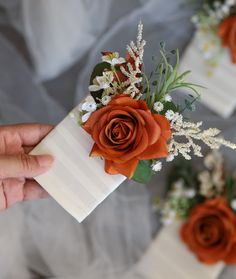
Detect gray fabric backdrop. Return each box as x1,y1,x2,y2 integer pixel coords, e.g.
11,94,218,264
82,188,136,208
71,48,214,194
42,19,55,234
0,0,235,278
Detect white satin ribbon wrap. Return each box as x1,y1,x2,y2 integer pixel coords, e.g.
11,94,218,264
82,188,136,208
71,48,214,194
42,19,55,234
30,106,125,222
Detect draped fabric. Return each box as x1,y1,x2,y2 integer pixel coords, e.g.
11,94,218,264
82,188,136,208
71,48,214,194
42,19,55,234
0,0,235,278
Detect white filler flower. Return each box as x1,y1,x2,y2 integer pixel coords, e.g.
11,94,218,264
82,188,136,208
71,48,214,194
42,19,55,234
81,96,97,112
165,110,175,120
102,52,126,66
164,95,172,102
153,102,164,112
151,161,162,172
89,72,113,92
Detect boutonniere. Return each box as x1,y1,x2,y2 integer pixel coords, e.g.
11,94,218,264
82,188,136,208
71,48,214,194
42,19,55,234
74,22,236,183
159,151,236,264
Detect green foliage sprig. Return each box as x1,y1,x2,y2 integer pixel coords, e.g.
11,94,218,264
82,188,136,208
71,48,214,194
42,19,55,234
143,43,201,112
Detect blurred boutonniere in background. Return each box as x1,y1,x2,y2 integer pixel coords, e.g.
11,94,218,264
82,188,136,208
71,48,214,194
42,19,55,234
191,0,236,71
158,150,236,264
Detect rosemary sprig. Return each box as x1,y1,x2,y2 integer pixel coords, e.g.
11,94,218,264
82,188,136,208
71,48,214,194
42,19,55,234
143,43,202,110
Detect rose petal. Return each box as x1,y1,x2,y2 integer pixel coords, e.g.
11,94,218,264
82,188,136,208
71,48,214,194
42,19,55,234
110,95,141,109
105,158,139,178
218,16,236,64
137,137,168,160
138,110,161,145
153,114,172,140
119,128,149,161
181,198,236,264
83,106,111,134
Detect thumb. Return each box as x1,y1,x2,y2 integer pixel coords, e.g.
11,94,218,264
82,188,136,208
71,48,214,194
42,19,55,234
0,154,54,179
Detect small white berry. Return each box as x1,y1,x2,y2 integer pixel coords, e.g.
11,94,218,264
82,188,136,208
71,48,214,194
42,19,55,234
153,102,164,112
151,161,162,172
166,154,175,162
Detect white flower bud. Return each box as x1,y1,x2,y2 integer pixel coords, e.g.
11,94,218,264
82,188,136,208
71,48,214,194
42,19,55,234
165,95,172,102
153,102,164,112
101,95,112,106
151,161,162,172
81,112,92,123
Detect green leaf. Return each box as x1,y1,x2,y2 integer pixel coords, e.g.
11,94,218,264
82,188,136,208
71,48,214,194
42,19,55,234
89,62,111,102
185,99,193,111
161,101,179,114
90,62,111,84
132,161,155,184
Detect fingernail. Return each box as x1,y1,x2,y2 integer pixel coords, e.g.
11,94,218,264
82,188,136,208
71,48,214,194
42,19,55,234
37,155,54,168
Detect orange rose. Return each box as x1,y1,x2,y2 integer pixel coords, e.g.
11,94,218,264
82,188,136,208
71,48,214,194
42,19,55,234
83,95,171,178
218,16,236,63
181,198,236,264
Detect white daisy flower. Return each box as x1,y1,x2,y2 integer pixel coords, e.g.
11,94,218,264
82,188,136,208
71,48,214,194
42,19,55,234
165,110,175,120
153,101,164,112
81,96,97,112
102,52,126,66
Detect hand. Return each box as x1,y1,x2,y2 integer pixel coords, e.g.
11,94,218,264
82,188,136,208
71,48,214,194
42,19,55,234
0,124,54,210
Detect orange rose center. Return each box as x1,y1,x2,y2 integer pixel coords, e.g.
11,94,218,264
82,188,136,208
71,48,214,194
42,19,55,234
195,216,223,247
105,116,136,146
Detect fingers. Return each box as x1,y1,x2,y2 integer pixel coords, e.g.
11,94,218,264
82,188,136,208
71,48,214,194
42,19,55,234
0,154,54,179
23,180,49,201
0,178,24,210
0,123,53,146
0,178,49,211
23,146,35,154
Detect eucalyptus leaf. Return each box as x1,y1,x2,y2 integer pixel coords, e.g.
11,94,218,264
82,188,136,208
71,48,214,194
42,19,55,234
161,101,179,114
132,160,155,184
